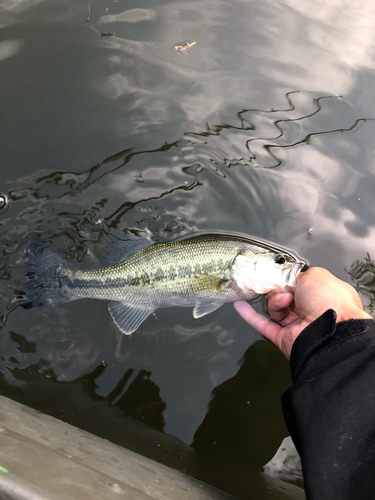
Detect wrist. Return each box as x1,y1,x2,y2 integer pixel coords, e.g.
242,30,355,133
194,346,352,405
335,308,372,323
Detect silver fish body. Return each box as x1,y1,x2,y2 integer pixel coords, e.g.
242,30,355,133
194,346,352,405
23,233,305,334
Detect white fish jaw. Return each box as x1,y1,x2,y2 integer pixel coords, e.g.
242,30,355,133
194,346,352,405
286,262,305,287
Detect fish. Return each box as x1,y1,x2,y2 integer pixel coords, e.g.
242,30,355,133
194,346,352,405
22,232,305,335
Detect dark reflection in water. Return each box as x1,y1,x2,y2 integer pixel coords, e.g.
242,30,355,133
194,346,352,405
0,337,294,500
80,366,167,432
0,358,192,472
191,341,294,498
348,253,375,314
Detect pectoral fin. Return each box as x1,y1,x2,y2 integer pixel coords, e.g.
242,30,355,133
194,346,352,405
193,302,223,319
108,302,156,335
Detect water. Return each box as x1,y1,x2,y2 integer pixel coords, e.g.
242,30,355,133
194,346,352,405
1,0,375,497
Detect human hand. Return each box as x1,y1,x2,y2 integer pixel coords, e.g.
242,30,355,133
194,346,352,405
234,267,372,359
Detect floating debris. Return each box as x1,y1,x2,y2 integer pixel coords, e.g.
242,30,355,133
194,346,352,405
306,227,313,240
174,41,196,55
134,174,144,183
87,4,91,22
109,483,124,494
101,32,115,36
101,360,106,368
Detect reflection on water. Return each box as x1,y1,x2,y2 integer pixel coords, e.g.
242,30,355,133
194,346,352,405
2,92,373,245
348,253,375,314
78,365,166,432
1,92,373,318
191,341,293,497
0,93,374,289
2,0,375,497
0,332,294,499
0,88,374,500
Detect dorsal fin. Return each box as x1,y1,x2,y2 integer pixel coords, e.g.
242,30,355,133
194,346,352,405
105,232,153,265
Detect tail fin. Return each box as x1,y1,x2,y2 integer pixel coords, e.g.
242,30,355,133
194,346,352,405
22,238,76,308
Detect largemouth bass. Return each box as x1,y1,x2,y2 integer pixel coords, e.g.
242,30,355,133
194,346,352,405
23,232,305,334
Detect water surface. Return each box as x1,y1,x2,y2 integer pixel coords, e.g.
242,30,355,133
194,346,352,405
1,0,375,497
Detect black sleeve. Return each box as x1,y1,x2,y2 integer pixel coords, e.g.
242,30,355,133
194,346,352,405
281,310,375,500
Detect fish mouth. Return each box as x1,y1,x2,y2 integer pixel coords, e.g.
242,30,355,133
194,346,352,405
286,262,305,286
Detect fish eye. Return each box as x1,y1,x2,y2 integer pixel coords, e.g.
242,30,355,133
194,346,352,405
274,254,285,265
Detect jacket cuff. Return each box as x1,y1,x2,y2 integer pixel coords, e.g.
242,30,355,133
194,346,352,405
289,309,373,383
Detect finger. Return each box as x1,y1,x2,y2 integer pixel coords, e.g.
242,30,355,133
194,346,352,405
267,293,300,325
267,293,294,322
233,301,283,344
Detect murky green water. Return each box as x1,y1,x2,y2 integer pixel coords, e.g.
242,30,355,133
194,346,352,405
1,0,375,498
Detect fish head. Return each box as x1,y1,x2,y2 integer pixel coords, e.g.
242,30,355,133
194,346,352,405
231,250,304,296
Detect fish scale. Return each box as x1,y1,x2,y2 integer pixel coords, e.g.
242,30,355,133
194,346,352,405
67,238,241,305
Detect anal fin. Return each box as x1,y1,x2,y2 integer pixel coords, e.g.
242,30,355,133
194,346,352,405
193,302,223,319
108,302,156,335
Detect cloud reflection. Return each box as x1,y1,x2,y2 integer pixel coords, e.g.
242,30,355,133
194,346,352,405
0,0,44,12
284,0,375,69
90,0,375,138
98,9,156,24
0,0,44,29
0,40,23,61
